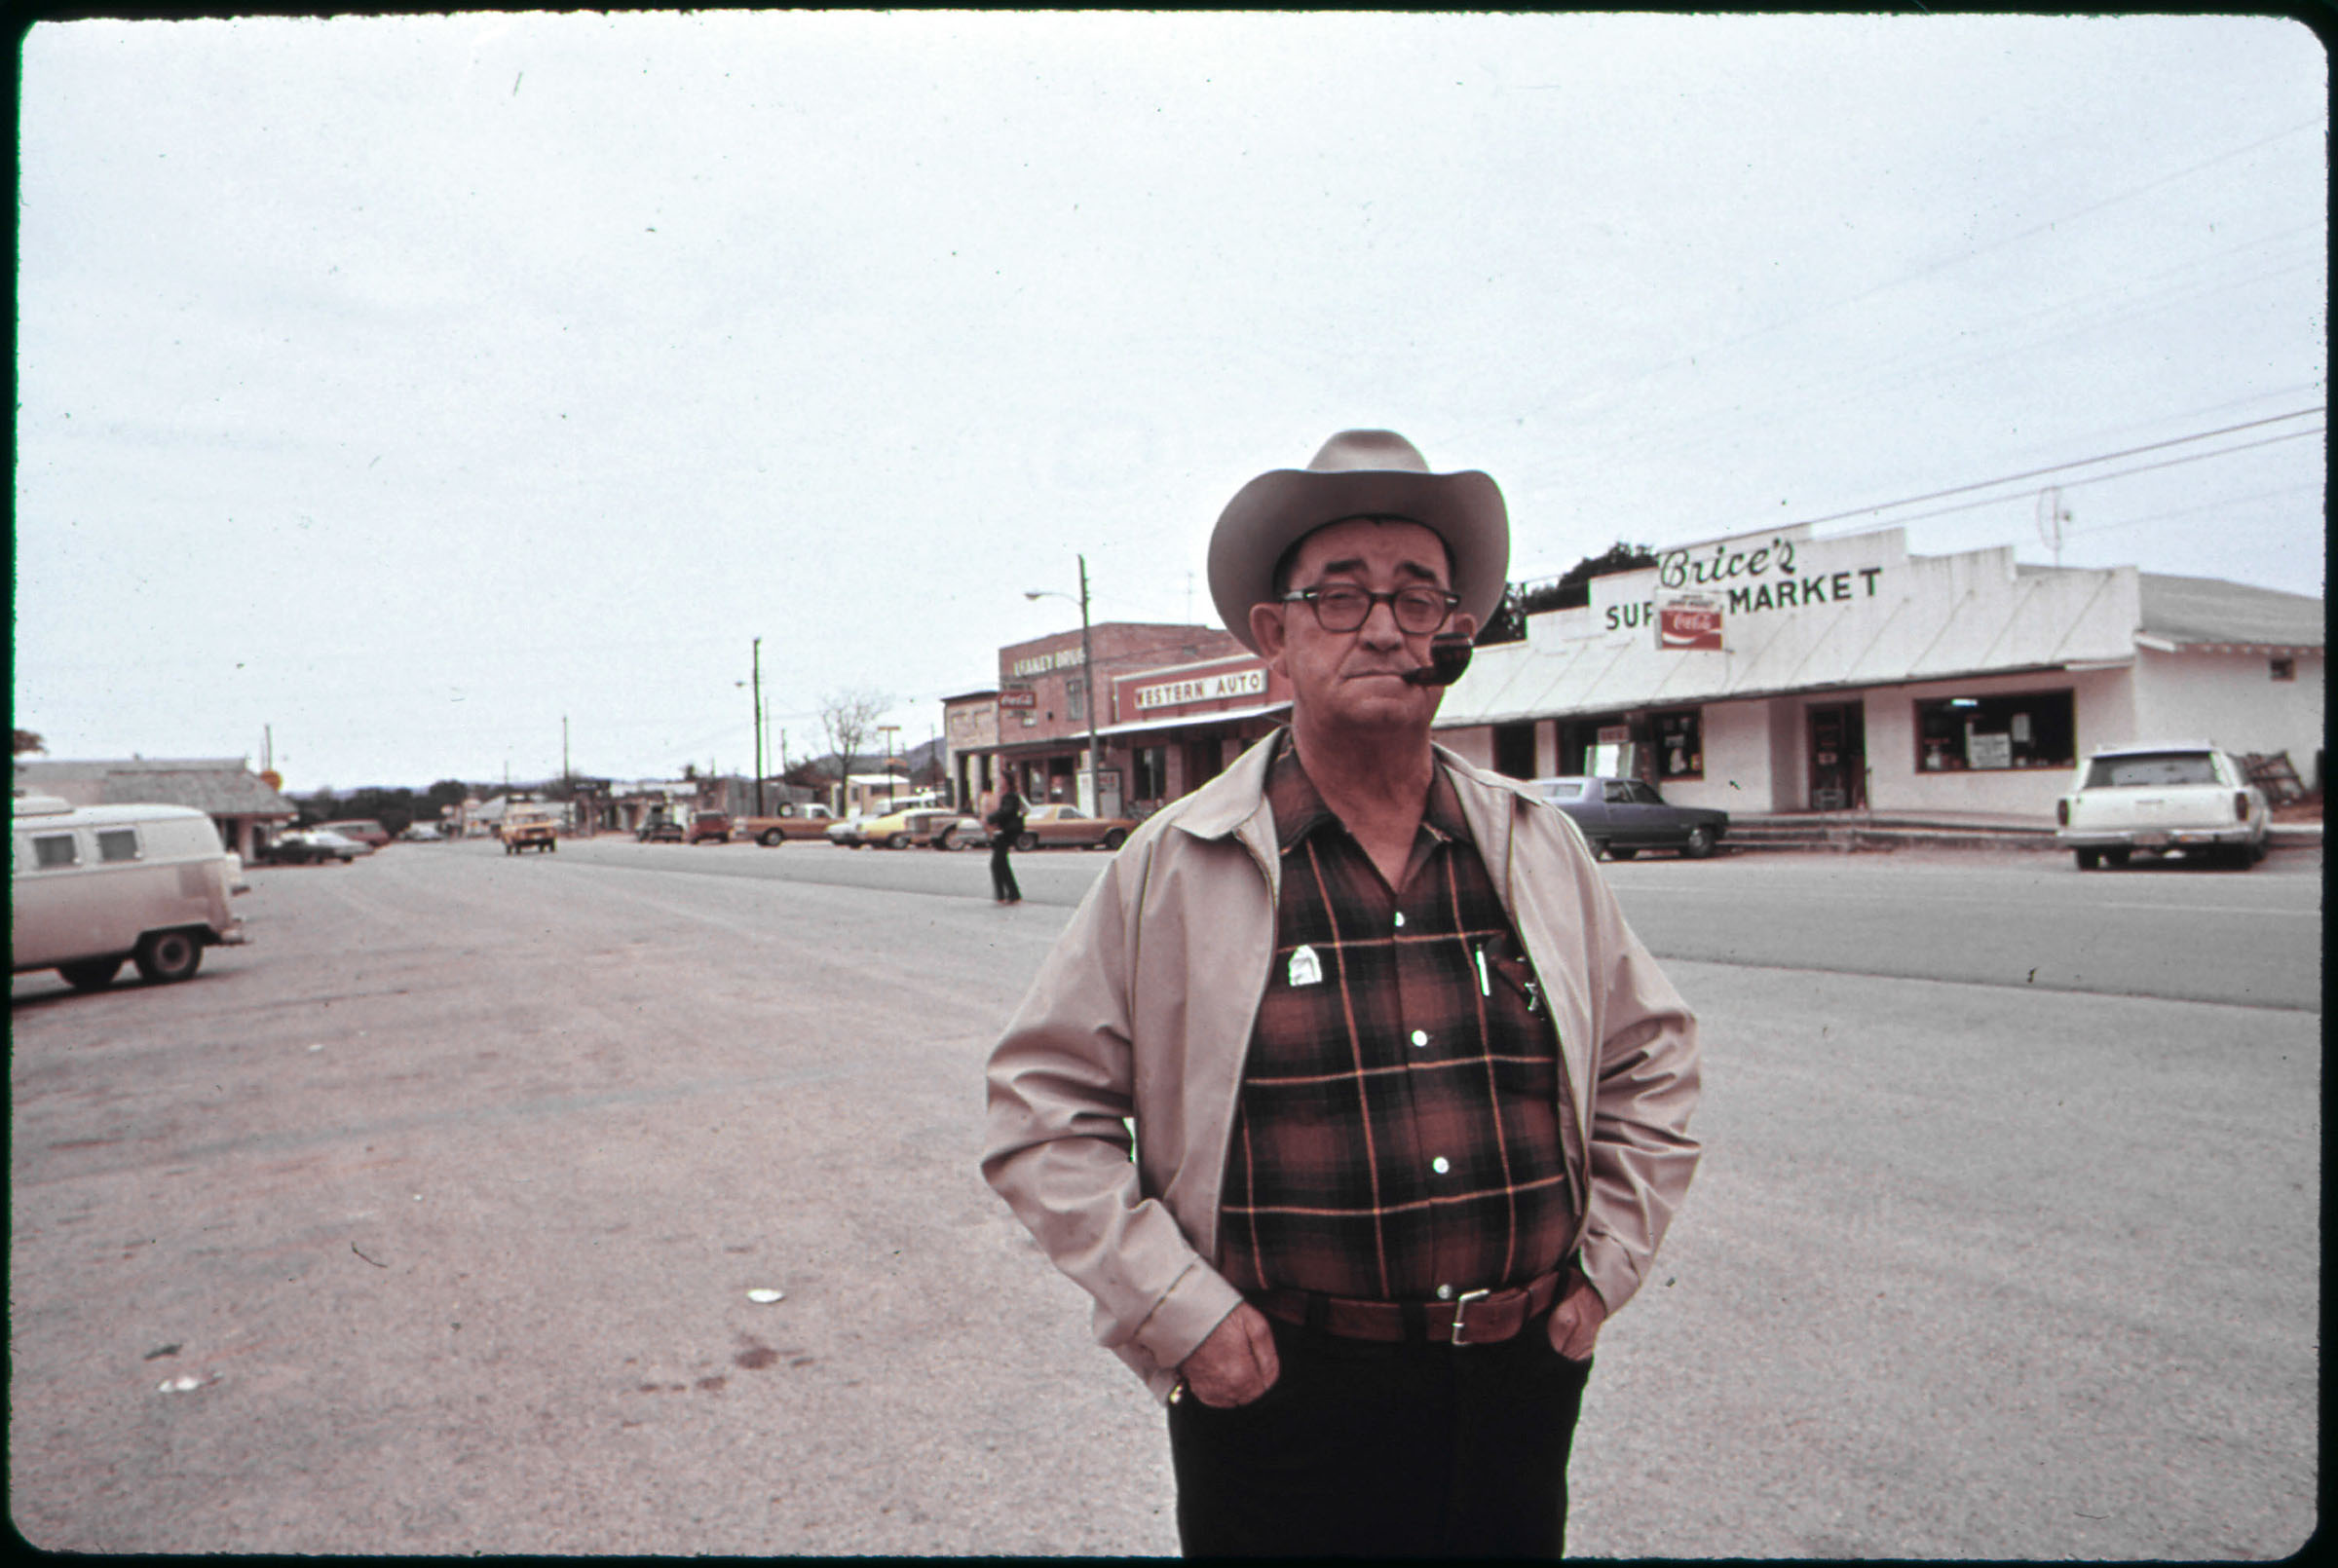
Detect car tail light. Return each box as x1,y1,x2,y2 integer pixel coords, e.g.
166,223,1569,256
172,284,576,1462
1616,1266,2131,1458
2055,800,2069,827
2236,792,2251,822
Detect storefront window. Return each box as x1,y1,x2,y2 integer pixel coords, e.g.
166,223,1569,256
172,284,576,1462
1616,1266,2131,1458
1492,722,1537,780
1913,690,2074,771
1133,745,1168,803
1653,710,1704,781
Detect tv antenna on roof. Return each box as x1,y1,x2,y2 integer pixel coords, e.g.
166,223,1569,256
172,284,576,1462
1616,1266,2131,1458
2035,486,2072,569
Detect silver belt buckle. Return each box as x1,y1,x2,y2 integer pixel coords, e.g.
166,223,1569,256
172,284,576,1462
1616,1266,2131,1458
1449,1288,1493,1346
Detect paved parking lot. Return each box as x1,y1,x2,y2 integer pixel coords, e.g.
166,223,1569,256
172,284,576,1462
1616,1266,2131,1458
9,838,2319,1555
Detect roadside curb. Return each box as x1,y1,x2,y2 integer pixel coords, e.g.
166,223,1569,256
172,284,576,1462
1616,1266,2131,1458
1720,823,2319,855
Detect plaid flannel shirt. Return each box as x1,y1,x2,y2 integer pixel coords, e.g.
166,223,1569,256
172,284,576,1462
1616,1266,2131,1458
1217,738,1574,1303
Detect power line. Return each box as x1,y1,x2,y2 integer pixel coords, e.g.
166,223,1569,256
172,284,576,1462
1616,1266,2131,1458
1796,408,2323,530
2058,481,2323,541
1818,426,2323,535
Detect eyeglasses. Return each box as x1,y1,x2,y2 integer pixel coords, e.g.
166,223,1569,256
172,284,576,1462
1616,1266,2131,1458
1281,583,1462,635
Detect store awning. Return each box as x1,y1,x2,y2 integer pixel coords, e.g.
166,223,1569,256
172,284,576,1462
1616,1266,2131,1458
1095,700,1292,739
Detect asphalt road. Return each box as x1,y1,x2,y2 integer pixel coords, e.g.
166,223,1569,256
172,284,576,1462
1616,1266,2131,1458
9,837,2320,1556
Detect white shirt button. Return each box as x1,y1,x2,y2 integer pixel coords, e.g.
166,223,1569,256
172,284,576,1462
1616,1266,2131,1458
1410,1029,1429,1048
1431,1156,1451,1175
1436,1284,1454,1301
1393,911,1406,928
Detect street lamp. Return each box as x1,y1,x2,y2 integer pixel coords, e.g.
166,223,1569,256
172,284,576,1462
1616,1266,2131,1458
1025,553,1099,817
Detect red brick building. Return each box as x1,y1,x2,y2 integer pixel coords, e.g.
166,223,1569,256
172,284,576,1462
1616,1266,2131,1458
975,621,1261,815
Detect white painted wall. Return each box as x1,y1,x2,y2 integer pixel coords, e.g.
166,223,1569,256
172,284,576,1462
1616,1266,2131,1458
1440,725,1495,771
1662,698,1782,811
2131,648,2325,784
1867,667,2133,816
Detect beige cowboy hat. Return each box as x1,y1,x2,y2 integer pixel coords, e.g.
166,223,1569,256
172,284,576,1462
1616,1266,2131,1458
1207,429,1510,654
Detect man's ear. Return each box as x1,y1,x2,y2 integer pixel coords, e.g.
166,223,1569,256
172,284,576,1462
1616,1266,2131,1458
1444,611,1479,644
1250,601,1291,673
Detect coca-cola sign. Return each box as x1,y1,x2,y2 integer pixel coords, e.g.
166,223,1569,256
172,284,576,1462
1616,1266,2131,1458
1656,593,1723,652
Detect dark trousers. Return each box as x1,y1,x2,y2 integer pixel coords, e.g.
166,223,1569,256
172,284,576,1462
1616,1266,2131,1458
1167,1309,1592,1558
989,840,1020,902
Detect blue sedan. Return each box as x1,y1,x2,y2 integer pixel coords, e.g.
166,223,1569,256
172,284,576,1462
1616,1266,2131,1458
1531,776,1729,860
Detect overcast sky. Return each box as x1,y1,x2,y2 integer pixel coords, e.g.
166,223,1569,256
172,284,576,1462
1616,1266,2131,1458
16,12,2325,792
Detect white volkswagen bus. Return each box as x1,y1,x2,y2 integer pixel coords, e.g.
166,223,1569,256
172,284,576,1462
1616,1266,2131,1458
11,794,248,991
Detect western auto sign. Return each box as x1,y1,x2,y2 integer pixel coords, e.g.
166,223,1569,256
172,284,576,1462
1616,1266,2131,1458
1656,592,1723,651
1132,666,1267,712
998,688,1037,710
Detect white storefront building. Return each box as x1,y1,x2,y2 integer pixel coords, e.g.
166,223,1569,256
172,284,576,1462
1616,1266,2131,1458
1433,523,2323,818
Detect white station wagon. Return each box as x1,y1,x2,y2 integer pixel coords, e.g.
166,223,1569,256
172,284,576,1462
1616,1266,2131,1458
2055,744,2271,871
11,794,249,990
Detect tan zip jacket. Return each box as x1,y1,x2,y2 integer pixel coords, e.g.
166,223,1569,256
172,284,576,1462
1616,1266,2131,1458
982,731,1702,1401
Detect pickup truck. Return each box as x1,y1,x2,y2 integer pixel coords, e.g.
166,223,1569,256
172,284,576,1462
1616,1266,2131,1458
502,806,560,854
738,803,836,846
2055,744,2269,870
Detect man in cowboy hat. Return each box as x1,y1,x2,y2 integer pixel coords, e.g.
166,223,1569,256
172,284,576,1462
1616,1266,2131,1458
983,429,1702,1557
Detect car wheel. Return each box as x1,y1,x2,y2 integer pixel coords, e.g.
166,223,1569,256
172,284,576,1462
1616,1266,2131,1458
1016,832,1037,852
133,929,204,984
886,834,911,850
58,957,122,992
934,829,959,850
2103,848,2131,869
1607,846,1640,861
760,829,784,847
2074,848,2100,870
1102,828,1127,850
2249,838,2269,864
1589,839,1610,861
1681,826,1716,859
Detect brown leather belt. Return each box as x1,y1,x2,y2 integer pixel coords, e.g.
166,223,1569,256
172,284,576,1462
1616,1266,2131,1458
1253,1270,1564,1347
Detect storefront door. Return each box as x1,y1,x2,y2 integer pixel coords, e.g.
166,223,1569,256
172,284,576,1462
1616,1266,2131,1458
1807,702,1867,810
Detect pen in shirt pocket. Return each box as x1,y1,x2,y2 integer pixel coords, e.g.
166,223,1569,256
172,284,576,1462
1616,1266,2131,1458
1474,944,1490,997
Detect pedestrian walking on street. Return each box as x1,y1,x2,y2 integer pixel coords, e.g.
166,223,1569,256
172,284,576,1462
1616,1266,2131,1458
983,429,1703,1557
987,786,1025,904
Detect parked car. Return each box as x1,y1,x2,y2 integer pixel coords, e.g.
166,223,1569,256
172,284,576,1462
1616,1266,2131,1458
1530,776,1728,860
1013,803,1137,851
825,809,887,848
741,803,837,846
637,818,686,843
2055,743,2269,870
689,810,733,844
12,795,249,990
860,806,971,849
263,828,365,865
316,818,390,849
399,822,444,842
932,816,990,851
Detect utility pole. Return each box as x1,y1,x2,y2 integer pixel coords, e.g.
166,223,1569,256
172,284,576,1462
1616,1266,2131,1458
877,723,901,804
1078,553,1099,818
1023,552,1101,815
562,716,570,785
751,637,766,817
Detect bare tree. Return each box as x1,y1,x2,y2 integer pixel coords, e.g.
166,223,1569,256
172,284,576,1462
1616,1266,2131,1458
819,688,891,813
14,728,46,756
